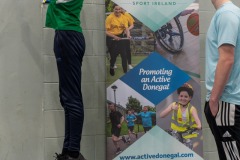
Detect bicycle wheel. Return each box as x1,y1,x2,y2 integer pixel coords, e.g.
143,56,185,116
155,17,184,53
164,129,173,135
184,139,193,150
172,132,183,142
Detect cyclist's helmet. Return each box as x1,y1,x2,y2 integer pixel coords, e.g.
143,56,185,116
177,83,194,97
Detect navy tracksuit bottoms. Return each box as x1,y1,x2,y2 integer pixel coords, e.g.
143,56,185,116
54,30,85,152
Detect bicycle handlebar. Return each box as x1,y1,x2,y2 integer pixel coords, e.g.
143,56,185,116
112,38,130,40
112,36,151,41
179,128,199,134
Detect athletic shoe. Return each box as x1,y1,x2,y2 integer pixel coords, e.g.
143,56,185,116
114,65,118,69
54,153,67,160
128,65,133,69
122,136,127,143
115,148,122,155
66,153,86,160
110,68,115,76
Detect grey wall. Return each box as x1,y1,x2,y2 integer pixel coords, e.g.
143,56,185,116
0,0,106,160
0,0,239,160
0,1,43,160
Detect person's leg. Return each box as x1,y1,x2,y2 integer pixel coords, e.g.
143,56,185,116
132,125,138,138
119,40,128,73
125,40,133,69
129,126,135,141
216,102,240,160
127,126,133,142
107,36,118,76
143,127,147,133
112,135,119,149
112,127,125,154
112,135,120,149
54,30,85,159
128,128,131,141
204,101,240,160
145,127,151,133
231,105,240,159
62,108,70,155
54,31,70,158
112,135,123,155
204,101,226,160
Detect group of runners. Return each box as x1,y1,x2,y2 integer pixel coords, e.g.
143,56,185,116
108,104,156,154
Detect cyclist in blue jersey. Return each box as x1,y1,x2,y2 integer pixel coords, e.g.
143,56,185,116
137,106,156,133
125,110,138,142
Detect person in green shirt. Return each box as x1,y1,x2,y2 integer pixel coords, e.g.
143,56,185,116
46,0,86,160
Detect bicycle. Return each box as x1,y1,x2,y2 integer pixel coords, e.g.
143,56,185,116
165,128,199,150
155,15,184,53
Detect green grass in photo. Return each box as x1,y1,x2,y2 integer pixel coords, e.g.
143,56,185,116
106,121,145,137
106,55,148,87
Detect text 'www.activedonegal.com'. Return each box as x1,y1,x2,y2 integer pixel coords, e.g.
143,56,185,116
118,152,194,160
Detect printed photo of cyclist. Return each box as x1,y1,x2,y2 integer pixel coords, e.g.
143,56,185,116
156,80,203,157
155,1,200,83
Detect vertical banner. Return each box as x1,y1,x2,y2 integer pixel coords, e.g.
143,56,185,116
106,0,203,160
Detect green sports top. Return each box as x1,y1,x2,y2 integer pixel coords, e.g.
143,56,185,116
45,0,84,32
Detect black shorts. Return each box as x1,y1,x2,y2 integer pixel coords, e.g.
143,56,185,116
204,101,240,160
128,126,134,132
143,127,152,133
111,126,121,137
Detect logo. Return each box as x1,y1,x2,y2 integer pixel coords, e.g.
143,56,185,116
223,131,232,138
120,52,190,105
112,0,195,31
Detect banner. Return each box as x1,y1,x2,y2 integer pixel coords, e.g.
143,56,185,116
106,0,202,160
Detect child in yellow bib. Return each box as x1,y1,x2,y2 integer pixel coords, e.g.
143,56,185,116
160,83,201,139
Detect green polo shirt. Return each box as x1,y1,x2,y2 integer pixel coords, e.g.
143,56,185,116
45,0,83,32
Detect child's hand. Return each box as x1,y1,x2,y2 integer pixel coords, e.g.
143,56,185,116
196,126,202,130
171,104,179,110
